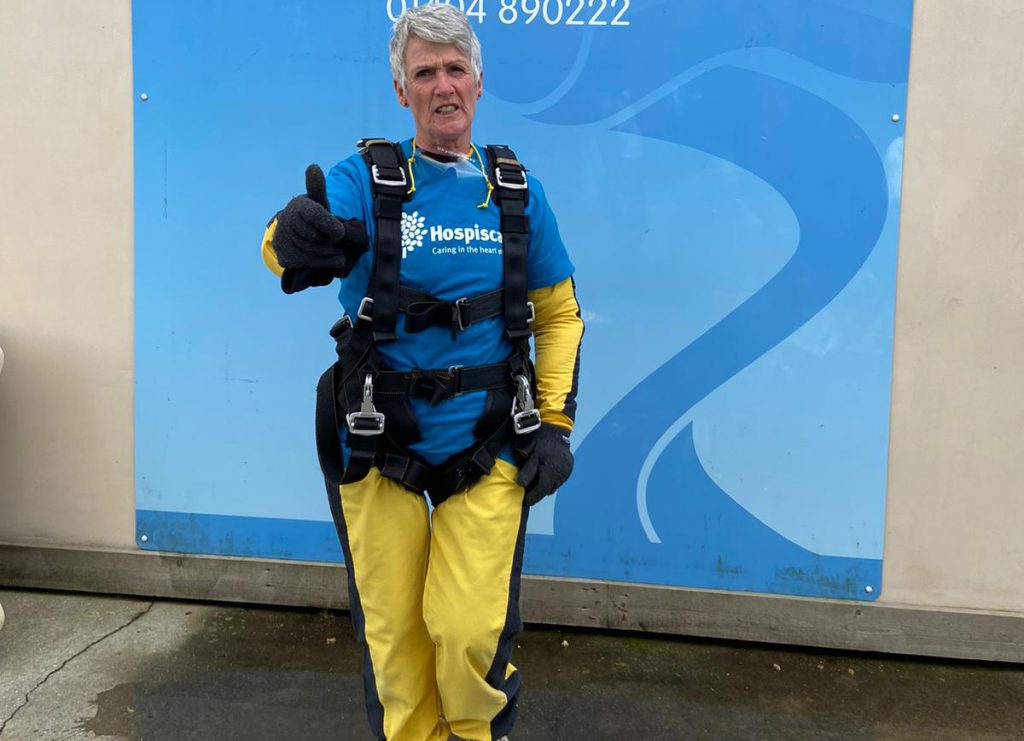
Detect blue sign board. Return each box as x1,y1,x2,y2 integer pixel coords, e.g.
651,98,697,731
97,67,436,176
135,0,914,600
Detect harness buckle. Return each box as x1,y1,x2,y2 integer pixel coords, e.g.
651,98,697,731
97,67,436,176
494,164,527,191
405,368,457,406
370,164,408,189
448,366,463,398
329,315,354,358
526,301,535,324
511,375,542,435
346,374,385,436
453,297,471,332
329,315,353,338
357,296,374,323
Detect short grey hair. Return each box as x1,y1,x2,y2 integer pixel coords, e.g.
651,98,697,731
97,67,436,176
389,4,482,90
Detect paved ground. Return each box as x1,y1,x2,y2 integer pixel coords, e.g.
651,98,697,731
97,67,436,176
1,589,1023,740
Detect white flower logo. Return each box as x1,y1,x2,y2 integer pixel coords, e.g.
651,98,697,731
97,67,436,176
401,211,426,259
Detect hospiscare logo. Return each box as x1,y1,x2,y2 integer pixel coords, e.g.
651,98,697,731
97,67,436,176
400,210,503,259
401,211,426,258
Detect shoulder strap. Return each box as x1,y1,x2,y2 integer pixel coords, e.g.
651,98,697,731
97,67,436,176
359,138,411,343
484,145,532,341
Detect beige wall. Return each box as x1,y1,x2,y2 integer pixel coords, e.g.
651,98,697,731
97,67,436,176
0,0,135,548
884,1,1024,611
2,1,1023,613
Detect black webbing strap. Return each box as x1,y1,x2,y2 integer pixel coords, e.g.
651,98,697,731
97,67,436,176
423,346,535,504
315,364,345,486
333,320,379,486
314,316,373,487
334,319,428,488
373,388,515,506
359,139,410,343
485,145,531,341
378,452,432,494
402,286,506,337
427,415,512,506
372,361,515,406
357,285,507,337
343,432,377,485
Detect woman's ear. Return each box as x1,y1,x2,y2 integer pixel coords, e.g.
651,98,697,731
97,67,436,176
393,79,408,107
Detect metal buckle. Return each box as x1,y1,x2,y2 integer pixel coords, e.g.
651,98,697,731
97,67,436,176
357,138,389,151
494,165,527,190
526,301,535,324
511,375,542,435
357,296,374,322
371,164,408,188
453,297,470,332
448,365,463,398
346,374,385,436
513,408,541,435
329,314,353,338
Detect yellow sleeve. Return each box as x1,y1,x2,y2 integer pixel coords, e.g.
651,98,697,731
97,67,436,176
529,277,585,433
261,218,284,277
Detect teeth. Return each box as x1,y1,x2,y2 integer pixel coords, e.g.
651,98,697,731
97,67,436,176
437,105,456,113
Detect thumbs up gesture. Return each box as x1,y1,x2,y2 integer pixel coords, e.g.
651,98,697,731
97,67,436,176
303,163,332,211
271,164,367,271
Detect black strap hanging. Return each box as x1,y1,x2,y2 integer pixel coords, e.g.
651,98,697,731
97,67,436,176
485,145,532,341
315,364,345,486
359,139,411,343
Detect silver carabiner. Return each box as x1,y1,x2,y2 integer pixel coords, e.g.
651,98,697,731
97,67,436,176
511,375,541,435
346,374,385,436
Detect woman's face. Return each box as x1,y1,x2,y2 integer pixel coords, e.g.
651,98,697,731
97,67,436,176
394,35,481,154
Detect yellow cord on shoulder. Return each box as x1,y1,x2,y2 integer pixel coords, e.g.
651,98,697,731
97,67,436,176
406,138,418,195
470,144,495,209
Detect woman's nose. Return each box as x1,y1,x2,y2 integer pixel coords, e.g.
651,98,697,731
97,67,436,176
435,72,455,94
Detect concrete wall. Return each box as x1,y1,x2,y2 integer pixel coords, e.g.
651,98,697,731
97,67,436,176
2,0,1023,624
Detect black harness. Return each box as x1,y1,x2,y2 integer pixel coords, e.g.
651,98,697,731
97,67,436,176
314,139,540,507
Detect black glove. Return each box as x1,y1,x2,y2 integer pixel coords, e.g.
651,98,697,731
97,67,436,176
272,164,368,273
515,423,574,506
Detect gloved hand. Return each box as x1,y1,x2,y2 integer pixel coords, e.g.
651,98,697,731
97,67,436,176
272,164,367,271
515,423,574,506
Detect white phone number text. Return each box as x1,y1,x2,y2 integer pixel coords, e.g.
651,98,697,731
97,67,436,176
386,0,631,26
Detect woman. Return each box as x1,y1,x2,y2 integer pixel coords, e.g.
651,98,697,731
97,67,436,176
262,6,584,739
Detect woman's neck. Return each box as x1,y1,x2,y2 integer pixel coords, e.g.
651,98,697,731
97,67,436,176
414,134,472,160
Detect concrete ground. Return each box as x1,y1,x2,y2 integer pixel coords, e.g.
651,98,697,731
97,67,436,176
0,589,1022,740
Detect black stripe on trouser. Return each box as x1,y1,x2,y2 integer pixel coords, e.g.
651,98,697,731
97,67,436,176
486,500,530,740
561,278,585,423
325,480,387,740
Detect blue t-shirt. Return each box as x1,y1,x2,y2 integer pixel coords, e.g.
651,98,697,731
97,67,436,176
326,139,574,464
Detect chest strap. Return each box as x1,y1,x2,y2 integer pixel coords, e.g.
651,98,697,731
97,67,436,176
357,286,533,338
372,362,515,406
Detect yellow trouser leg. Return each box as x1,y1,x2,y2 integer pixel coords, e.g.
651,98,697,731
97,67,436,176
332,470,449,741
424,459,528,741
